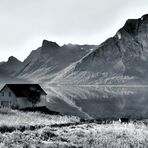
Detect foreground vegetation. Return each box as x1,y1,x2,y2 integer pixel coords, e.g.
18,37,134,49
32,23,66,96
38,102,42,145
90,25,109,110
0,109,148,148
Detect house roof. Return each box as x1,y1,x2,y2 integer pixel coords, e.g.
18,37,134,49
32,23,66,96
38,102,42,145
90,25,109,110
1,84,47,97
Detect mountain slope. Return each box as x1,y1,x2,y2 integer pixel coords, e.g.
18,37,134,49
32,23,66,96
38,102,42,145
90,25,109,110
50,14,148,85
17,40,97,83
0,56,23,76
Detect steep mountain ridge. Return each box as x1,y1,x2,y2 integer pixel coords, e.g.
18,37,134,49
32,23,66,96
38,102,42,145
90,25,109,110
0,56,28,87
1,14,148,85
17,40,97,83
50,14,148,84
0,56,23,76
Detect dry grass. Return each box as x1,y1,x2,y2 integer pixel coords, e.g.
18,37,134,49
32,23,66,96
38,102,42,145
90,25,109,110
0,108,79,127
59,123,148,148
0,109,148,148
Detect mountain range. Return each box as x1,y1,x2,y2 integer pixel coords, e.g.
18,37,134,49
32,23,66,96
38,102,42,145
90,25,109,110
1,14,148,85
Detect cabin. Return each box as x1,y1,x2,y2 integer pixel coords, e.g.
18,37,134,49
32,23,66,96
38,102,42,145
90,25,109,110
0,84,47,109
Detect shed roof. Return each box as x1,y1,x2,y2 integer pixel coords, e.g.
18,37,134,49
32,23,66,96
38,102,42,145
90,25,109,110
1,84,47,97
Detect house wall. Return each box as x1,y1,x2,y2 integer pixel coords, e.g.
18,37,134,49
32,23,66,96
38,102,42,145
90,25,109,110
17,97,33,109
38,95,46,106
0,86,18,108
17,95,47,109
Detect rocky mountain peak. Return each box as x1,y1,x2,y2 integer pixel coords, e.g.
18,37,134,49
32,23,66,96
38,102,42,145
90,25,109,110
7,56,21,64
118,14,148,36
41,40,60,54
141,14,148,20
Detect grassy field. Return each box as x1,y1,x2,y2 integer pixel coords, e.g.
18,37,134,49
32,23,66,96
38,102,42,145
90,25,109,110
0,109,148,148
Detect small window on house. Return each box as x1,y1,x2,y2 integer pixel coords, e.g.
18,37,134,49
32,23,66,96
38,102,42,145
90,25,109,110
8,92,11,97
1,92,4,96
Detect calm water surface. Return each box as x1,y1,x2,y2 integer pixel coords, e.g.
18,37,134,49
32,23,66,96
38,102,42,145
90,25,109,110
46,85,148,119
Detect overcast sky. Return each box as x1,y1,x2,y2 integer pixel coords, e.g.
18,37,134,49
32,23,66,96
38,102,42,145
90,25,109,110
0,0,148,61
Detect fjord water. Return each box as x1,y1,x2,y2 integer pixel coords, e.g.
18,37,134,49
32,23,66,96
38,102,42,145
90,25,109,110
46,85,148,119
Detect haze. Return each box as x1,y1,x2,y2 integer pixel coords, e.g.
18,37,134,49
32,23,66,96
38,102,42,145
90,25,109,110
0,0,148,61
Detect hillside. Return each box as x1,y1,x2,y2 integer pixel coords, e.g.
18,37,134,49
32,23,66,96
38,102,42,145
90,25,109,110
16,40,97,83
51,14,148,85
0,56,23,76
1,15,148,85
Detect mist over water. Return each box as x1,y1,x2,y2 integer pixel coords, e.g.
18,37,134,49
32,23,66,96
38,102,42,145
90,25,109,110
46,85,148,119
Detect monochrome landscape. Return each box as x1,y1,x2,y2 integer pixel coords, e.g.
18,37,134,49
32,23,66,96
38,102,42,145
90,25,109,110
1,12,148,147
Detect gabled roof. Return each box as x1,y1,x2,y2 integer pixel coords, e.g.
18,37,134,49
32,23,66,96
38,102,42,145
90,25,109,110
0,84,47,97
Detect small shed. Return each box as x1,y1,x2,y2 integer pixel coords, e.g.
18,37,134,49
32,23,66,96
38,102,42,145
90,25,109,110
0,84,47,109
